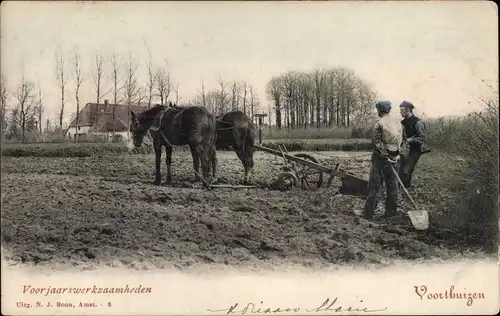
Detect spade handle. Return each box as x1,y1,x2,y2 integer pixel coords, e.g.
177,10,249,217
390,165,419,210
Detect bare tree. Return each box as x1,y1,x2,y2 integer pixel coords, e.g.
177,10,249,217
110,52,124,104
154,63,171,105
241,81,248,114
216,78,230,115
123,51,140,105
92,51,108,104
141,37,157,107
45,118,51,139
55,46,68,132
73,48,86,142
200,80,207,108
230,81,240,111
266,76,283,128
192,80,207,109
298,73,312,128
248,84,259,120
122,51,140,139
205,90,219,114
174,83,181,104
0,74,8,139
146,52,156,107
313,69,325,128
281,72,298,128
14,76,37,142
36,85,44,135
136,87,146,105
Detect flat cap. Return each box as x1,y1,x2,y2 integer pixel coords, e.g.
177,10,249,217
375,100,392,110
399,101,415,110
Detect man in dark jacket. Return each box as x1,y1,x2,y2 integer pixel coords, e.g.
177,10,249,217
399,101,428,189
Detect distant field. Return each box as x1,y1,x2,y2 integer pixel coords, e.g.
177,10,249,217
1,138,373,157
261,126,372,140
264,138,369,144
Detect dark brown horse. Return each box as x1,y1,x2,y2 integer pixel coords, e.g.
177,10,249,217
216,111,256,184
130,103,217,185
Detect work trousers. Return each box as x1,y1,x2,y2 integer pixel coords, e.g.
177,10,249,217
363,153,400,219
399,149,421,189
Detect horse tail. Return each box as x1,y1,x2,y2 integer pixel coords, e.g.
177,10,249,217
246,118,256,150
240,116,256,168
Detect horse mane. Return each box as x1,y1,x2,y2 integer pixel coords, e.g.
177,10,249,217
138,104,167,120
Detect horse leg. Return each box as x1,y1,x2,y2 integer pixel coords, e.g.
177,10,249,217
165,145,173,183
153,147,162,185
243,146,254,185
211,146,218,179
190,145,201,182
198,144,211,182
233,145,249,184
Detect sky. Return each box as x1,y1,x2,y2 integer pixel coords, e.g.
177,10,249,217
1,1,498,124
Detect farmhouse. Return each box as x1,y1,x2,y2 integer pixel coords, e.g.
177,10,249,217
66,100,150,141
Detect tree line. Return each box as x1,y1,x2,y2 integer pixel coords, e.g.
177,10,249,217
0,45,380,143
266,67,378,129
186,78,260,118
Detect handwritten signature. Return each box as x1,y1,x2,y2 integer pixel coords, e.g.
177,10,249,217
207,297,387,314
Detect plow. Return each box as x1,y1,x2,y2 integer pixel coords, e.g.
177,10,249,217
252,143,428,230
253,144,370,196
247,114,370,196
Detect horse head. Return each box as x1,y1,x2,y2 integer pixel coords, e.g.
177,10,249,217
129,110,150,147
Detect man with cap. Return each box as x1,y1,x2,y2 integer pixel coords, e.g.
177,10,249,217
363,101,404,220
399,101,428,189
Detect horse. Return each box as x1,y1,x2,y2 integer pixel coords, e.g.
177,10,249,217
130,103,217,185
215,111,256,184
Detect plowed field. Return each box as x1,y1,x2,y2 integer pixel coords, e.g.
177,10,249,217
0,150,485,271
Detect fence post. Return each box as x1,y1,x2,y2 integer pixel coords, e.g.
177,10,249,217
254,113,267,145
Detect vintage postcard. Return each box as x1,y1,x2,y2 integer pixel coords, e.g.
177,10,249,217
1,0,498,315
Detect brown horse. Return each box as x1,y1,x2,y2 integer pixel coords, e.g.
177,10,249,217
216,111,256,184
130,103,217,185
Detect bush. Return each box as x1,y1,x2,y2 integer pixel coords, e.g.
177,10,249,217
1,142,155,157
425,117,465,151
262,126,366,140
429,92,499,253
459,102,499,253
350,126,373,139
260,139,372,152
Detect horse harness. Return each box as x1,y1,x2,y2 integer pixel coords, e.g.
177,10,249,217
215,120,238,132
148,107,174,147
146,109,240,148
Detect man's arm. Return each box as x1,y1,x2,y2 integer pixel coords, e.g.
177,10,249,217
372,122,388,157
408,120,426,144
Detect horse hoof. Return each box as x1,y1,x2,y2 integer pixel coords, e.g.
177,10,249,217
153,179,162,185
